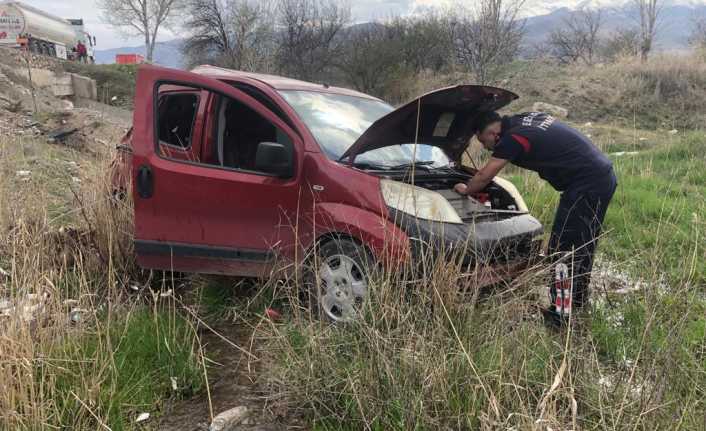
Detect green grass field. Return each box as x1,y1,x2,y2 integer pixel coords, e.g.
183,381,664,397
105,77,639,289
45,307,203,430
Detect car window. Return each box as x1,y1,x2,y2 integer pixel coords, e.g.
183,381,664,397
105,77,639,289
154,83,294,177
157,92,199,149
215,95,293,172
278,90,393,160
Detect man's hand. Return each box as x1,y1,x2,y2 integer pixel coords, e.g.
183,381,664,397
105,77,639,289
456,157,509,196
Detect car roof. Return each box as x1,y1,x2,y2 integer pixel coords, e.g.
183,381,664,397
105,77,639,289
191,65,382,101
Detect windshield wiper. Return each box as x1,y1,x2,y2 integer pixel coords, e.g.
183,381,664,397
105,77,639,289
351,161,390,170
351,160,449,172
387,161,436,171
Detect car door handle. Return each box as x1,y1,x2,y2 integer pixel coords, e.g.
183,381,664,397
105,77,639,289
136,165,154,199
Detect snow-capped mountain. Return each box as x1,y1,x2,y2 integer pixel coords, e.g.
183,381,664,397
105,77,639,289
524,0,706,17
523,0,706,51
410,0,706,17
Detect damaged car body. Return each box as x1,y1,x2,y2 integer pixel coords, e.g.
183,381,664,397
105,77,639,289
115,64,543,321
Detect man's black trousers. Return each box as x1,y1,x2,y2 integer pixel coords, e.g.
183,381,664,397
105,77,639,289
548,169,618,308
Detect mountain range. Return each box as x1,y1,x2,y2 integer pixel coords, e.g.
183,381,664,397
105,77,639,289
94,39,184,68
95,1,706,69
523,2,706,50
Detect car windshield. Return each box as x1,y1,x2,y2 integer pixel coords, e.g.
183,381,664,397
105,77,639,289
278,90,392,159
354,144,452,169
279,90,453,169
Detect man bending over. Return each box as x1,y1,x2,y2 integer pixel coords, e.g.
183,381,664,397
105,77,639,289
455,111,617,322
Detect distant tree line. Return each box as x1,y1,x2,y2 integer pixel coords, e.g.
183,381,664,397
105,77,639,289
180,0,526,101
692,17,706,53
543,1,703,64
545,1,665,65
185,0,706,91
98,0,706,101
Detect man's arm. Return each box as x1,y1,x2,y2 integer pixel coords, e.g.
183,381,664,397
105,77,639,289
454,157,509,195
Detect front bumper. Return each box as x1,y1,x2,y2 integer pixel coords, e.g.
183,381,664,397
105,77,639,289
389,209,543,277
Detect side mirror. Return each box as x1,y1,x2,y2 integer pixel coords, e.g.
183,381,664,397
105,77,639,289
255,142,293,178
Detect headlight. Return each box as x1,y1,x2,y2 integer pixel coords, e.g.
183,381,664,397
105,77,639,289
492,176,529,212
380,179,463,224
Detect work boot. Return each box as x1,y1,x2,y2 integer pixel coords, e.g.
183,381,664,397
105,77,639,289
541,305,590,331
541,305,569,330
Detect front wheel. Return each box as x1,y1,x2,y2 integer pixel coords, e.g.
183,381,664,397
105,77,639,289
308,239,373,323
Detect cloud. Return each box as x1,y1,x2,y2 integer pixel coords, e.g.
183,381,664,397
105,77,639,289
350,0,416,21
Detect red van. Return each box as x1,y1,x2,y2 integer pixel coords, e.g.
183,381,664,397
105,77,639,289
114,65,543,321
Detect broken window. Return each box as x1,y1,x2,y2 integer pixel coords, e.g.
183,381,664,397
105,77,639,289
153,82,293,175
157,92,199,149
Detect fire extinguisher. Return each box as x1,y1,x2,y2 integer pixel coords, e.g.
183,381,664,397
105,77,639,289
550,262,572,317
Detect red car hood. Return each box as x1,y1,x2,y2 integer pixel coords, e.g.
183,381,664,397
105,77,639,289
341,85,518,162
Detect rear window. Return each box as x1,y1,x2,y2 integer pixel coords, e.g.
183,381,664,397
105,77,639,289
157,92,199,148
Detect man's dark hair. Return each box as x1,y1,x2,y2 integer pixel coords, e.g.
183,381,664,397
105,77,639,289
474,111,502,134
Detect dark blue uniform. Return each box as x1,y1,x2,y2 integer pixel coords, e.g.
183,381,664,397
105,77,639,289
492,113,618,308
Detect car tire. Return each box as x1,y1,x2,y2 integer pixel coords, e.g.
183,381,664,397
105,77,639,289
303,238,374,323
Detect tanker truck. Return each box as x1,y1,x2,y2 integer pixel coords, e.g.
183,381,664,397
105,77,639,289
0,1,96,62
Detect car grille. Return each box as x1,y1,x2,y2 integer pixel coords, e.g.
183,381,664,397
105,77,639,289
480,235,540,265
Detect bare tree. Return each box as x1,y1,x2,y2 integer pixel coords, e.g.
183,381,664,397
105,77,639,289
548,8,602,65
690,17,706,51
183,0,275,71
97,0,184,62
452,0,525,84
631,0,661,61
183,0,230,66
335,14,455,99
387,13,455,74
336,23,400,95
275,0,351,81
601,28,640,61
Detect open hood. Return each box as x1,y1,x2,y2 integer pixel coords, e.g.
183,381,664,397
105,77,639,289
341,85,518,163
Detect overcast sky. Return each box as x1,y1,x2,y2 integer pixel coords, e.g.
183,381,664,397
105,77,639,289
18,0,703,50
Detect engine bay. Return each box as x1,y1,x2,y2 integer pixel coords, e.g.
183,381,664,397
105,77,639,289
377,168,524,221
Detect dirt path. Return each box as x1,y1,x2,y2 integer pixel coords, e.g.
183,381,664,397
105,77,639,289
158,320,294,431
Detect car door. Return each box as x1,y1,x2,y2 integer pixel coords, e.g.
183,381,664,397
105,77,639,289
131,65,305,277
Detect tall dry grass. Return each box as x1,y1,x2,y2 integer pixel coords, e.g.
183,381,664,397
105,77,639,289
0,134,202,429
260,129,706,429
605,54,706,129
446,52,706,132
264,242,704,430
